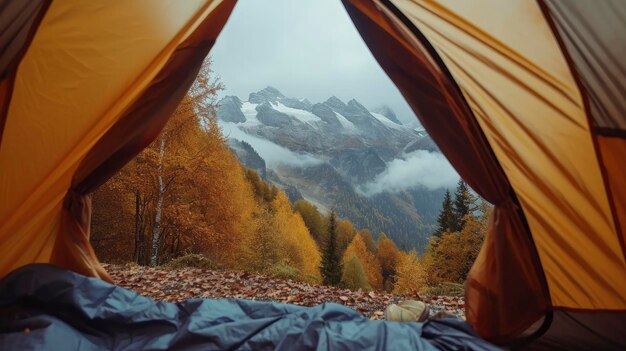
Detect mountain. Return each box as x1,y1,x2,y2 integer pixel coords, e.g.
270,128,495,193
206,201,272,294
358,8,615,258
217,87,420,158
217,87,451,251
371,105,403,125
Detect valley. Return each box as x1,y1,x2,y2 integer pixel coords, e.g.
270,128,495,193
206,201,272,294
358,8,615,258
217,87,457,251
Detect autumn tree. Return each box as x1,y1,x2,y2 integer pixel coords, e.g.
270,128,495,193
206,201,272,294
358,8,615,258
246,208,283,272
294,200,327,248
425,201,491,284
359,229,377,254
154,92,259,266
92,58,261,267
342,234,383,291
147,58,225,266
336,219,357,252
376,232,401,291
271,192,321,280
341,255,371,291
394,250,427,294
321,211,342,286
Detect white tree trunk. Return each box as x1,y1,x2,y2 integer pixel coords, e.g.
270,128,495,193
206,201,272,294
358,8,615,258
150,134,167,266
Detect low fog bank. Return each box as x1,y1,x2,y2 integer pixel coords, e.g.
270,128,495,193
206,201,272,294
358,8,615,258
360,150,459,195
220,122,323,167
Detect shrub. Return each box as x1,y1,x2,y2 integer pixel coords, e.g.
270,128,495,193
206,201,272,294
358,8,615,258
268,263,301,281
426,282,465,297
340,254,371,291
164,254,218,270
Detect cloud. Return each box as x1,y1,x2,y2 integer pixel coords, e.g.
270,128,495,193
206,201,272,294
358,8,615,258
219,122,322,167
360,150,459,195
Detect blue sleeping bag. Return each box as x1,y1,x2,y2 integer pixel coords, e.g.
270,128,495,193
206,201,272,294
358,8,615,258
0,264,500,350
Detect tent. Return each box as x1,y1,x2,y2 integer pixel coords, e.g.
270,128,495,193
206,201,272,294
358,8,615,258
0,0,624,349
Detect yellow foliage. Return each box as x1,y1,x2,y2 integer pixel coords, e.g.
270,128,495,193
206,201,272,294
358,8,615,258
243,208,283,272
376,233,401,291
425,205,490,284
343,234,383,291
271,192,321,280
341,254,371,291
359,229,376,253
393,250,427,294
92,60,258,266
294,200,327,248
336,219,357,251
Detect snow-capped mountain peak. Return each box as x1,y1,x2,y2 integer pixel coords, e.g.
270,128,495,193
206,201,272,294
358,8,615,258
217,87,423,154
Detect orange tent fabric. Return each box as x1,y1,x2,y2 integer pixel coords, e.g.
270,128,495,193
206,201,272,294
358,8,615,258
0,0,237,280
343,0,626,348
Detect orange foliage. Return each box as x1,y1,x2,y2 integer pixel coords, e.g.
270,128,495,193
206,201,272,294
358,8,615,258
336,219,357,252
393,250,426,294
92,59,258,266
376,232,401,291
425,202,491,284
271,192,321,280
358,229,376,253
294,200,327,248
342,234,383,291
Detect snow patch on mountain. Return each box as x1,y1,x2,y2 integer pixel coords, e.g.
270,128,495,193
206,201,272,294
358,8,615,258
272,102,321,126
240,102,260,125
217,87,455,191
370,112,404,130
335,112,357,132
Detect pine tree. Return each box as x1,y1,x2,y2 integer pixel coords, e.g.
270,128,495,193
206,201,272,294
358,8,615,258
453,180,471,232
321,211,342,286
434,189,455,236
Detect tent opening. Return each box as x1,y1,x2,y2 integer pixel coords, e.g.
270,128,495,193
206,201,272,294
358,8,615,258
89,0,481,314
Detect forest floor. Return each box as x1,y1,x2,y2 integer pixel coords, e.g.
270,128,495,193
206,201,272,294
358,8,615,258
105,264,465,320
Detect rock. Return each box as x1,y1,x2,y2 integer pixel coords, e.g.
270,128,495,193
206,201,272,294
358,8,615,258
311,103,341,127
371,105,403,125
217,96,246,123
249,86,284,104
255,102,293,127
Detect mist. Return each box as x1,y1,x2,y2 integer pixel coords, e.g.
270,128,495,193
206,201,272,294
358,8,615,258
360,150,459,195
220,122,322,167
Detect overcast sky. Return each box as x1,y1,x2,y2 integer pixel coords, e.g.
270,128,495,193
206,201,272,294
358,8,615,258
210,0,418,124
